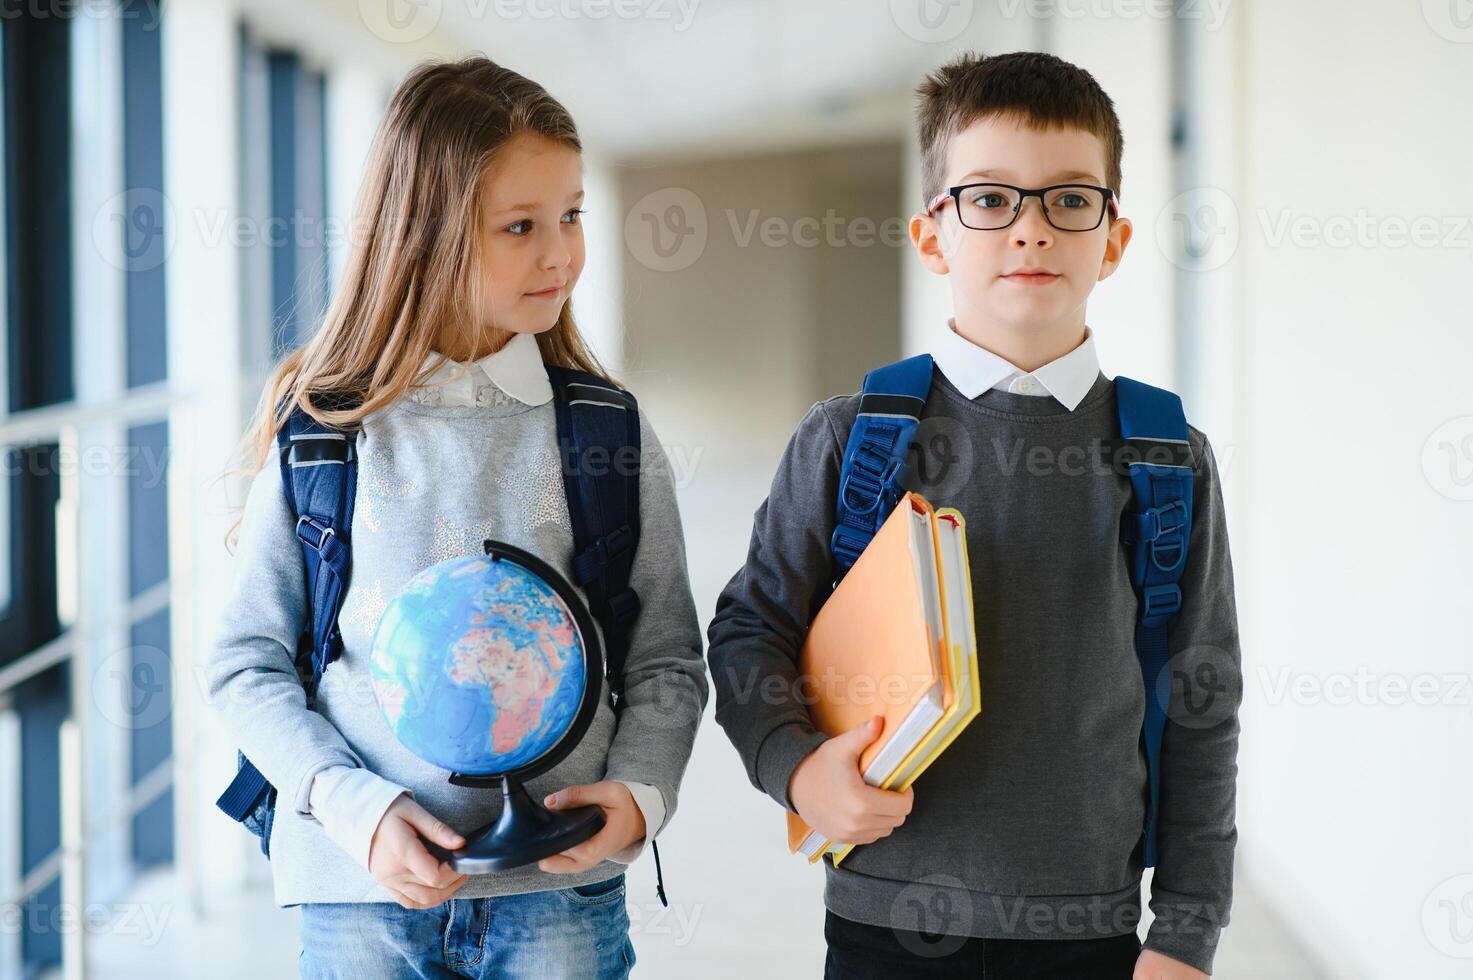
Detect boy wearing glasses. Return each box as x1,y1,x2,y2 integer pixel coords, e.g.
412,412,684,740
707,51,1241,979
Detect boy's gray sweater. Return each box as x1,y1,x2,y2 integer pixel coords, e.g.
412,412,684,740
208,393,709,906
707,368,1241,974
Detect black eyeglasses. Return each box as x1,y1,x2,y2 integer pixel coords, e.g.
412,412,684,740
926,182,1118,232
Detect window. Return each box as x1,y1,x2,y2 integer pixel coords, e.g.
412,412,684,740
2,2,171,973
3,10,72,416
2,9,72,970
239,27,331,369
121,0,171,868
126,417,172,867
0,17,8,623
123,0,167,391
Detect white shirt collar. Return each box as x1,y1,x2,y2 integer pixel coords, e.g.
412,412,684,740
934,319,1100,411
412,331,553,408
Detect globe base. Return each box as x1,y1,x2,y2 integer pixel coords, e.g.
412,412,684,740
430,776,606,874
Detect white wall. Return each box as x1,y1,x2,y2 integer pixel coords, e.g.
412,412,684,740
1228,2,1473,976
163,0,259,905
1050,14,1176,388
618,143,904,484
323,65,390,295
574,158,628,372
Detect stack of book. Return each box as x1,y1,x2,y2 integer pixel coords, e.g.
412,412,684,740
787,491,981,867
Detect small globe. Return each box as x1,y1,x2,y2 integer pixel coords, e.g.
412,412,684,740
368,550,591,777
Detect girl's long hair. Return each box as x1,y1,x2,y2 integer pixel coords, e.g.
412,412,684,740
224,57,611,550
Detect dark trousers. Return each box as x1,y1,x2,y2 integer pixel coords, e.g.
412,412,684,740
823,909,1142,980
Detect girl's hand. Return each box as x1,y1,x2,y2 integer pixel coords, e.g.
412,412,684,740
1133,948,1210,980
367,794,470,909
536,781,647,874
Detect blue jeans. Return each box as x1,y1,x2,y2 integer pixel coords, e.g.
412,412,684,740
298,873,635,979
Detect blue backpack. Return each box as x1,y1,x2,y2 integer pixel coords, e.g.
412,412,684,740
830,354,1193,869
214,365,669,905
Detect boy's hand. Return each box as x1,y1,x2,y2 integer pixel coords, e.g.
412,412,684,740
367,794,470,909
1134,949,1209,979
537,781,647,873
788,715,914,845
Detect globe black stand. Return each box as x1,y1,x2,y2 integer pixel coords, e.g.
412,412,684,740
424,539,607,874
426,772,606,874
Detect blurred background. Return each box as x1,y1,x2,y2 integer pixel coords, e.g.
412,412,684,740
1,0,1469,976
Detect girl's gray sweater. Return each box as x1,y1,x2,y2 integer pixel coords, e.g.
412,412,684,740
208,393,709,906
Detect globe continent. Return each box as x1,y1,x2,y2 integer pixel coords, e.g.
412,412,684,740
368,553,587,775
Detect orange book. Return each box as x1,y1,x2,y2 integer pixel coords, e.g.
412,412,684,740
785,492,950,855
824,506,980,866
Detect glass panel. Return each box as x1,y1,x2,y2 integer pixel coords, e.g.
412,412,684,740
122,0,168,389
2,12,72,412
18,664,67,970
128,606,173,867
126,421,169,596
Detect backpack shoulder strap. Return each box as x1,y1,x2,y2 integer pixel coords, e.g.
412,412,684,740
276,393,361,698
1114,375,1194,869
544,365,642,710
830,354,934,580
545,364,668,905
214,393,359,835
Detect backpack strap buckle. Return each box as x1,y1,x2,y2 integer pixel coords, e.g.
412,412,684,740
1140,499,1187,541
1148,537,1187,575
295,513,336,551
838,454,902,517
1122,499,1189,575
605,587,641,627
829,524,873,579
572,524,635,586
1140,583,1182,628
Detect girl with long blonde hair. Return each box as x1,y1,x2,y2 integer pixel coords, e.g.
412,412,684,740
209,56,707,978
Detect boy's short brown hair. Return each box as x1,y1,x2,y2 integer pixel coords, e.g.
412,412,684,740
915,50,1123,208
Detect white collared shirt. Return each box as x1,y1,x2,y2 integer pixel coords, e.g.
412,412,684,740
408,330,554,409
309,330,664,871
933,319,1101,411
